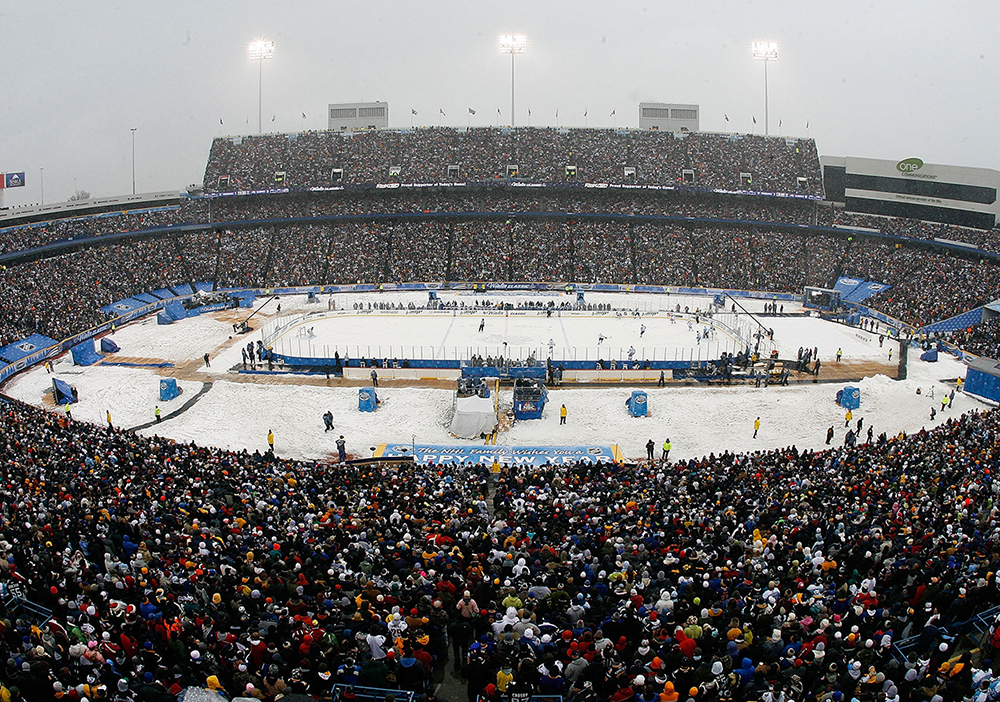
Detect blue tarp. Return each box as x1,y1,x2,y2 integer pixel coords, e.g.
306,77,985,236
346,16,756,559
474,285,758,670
359,387,378,412
920,348,939,362
100,298,146,317
133,292,160,304
628,390,648,417
100,337,120,353
0,334,58,363
921,306,984,335
70,339,103,366
164,300,187,321
159,378,181,401
53,378,76,405
834,277,891,304
837,385,861,410
170,283,195,296
157,312,173,325
150,288,175,300
230,291,257,308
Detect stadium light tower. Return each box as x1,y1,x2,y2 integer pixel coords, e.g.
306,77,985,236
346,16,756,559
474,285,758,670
751,41,778,136
498,34,527,128
130,128,137,195
248,39,275,134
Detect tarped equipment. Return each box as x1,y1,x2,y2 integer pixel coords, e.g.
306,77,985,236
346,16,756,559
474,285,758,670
359,387,378,412
837,385,861,410
628,390,648,417
449,394,496,438
53,378,76,404
70,339,103,366
164,300,187,321
159,378,181,401
100,337,120,353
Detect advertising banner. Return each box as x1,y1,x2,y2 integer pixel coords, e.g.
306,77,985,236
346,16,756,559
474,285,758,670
374,443,623,466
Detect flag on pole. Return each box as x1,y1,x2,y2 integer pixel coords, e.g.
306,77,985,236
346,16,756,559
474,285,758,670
724,114,729,122
271,115,275,122
528,108,531,116
752,116,757,125
468,108,476,115
584,110,588,117
220,118,224,125
610,109,616,116
779,119,782,128
439,108,446,116
412,109,418,115
806,120,810,128
302,112,307,119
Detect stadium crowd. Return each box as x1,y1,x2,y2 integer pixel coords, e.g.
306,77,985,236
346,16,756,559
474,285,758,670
3,213,1000,345
0,208,183,256
946,317,1000,359
0,393,998,701
202,128,823,198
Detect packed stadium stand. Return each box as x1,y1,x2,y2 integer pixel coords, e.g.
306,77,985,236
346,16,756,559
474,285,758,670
0,128,999,701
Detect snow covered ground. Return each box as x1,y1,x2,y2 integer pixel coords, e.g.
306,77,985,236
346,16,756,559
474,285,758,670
109,313,241,362
2,291,981,463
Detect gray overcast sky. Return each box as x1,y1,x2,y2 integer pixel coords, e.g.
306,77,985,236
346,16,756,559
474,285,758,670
1,1,996,206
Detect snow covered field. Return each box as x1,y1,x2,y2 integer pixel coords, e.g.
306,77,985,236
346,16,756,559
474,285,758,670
2,291,980,463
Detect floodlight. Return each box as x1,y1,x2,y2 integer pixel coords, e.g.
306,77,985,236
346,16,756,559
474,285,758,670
248,39,275,134
498,34,527,127
248,39,275,62
751,41,779,61
498,34,527,55
750,41,778,135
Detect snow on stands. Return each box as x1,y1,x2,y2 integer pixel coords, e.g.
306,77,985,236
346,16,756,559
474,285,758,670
3,291,984,463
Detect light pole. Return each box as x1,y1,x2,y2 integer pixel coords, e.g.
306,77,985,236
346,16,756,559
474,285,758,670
39,168,44,205
248,39,275,134
498,34,527,128
130,128,137,194
751,41,778,136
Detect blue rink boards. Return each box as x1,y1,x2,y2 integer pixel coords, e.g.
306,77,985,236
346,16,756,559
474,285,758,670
374,443,624,466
